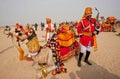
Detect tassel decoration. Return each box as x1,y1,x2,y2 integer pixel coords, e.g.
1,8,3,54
17,46,24,61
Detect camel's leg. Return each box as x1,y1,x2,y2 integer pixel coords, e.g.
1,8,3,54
36,47,57,79
36,65,57,79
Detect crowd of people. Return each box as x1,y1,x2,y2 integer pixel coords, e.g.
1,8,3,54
4,6,120,67
3,6,120,79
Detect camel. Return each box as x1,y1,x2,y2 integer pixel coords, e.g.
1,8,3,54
116,20,120,36
4,23,80,79
4,24,58,79
100,16,117,32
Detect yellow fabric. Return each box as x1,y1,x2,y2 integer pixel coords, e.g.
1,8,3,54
102,23,111,27
17,46,24,61
57,31,74,40
93,36,98,52
57,24,75,47
57,37,75,47
83,32,92,36
57,31,75,47
107,16,116,22
26,37,40,53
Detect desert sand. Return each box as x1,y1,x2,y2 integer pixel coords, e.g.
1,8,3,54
0,26,120,79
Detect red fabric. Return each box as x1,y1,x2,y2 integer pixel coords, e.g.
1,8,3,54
77,18,97,47
25,32,28,36
60,47,70,57
74,40,80,48
80,35,94,46
21,28,25,33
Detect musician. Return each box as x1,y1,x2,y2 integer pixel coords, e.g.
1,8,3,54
77,7,100,67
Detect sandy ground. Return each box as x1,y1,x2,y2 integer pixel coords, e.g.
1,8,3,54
0,26,120,79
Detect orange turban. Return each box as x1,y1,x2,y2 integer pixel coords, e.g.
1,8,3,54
61,24,69,32
46,18,51,24
16,23,19,29
82,7,92,19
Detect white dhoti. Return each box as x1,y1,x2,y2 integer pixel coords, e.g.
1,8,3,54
80,43,92,53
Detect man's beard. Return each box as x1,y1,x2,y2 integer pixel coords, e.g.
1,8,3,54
86,15,92,20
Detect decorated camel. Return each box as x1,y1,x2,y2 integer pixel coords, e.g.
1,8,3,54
100,16,117,32
116,20,120,36
4,23,60,79
4,22,81,79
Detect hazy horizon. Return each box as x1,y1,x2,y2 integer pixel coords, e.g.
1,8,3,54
0,0,120,26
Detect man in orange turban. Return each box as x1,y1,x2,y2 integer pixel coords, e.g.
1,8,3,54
57,24,75,47
56,24,75,60
44,18,55,41
77,7,100,67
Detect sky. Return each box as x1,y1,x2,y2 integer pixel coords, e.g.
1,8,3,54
0,0,120,26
